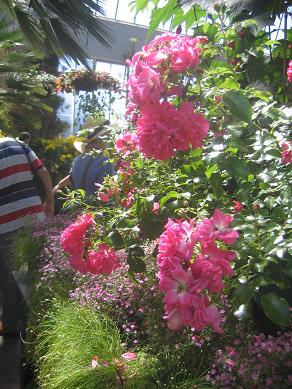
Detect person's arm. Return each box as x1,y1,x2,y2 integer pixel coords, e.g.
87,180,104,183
37,166,54,217
52,174,72,195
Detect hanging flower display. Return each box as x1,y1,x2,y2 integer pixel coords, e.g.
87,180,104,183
54,70,120,93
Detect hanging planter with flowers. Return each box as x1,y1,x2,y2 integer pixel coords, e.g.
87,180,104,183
54,70,120,93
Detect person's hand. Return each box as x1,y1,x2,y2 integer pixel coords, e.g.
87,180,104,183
44,201,54,217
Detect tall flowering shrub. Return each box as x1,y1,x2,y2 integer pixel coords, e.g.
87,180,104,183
157,209,238,332
126,32,209,160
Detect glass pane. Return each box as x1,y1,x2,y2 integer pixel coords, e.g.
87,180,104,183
95,61,111,72
115,1,135,23
103,0,118,19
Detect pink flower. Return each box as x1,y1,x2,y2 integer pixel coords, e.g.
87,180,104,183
86,243,120,275
119,189,136,208
281,140,292,164
195,218,215,243
166,85,183,97
121,352,137,361
91,355,99,368
152,202,160,214
69,252,89,273
233,200,244,213
211,209,239,244
128,63,162,106
193,36,209,45
115,132,138,155
191,295,223,333
157,256,183,275
287,60,292,83
158,218,196,260
191,254,233,293
169,37,199,72
60,213,94,255
136,101,180,160
163,307,191,330
159,268,196,308
98,192,109,202
173,102,209,152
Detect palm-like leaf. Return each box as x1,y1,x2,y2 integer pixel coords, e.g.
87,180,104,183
0,12,52,132
179,0,292,24
1,0,113,67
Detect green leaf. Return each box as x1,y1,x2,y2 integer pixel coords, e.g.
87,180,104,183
128,244,145,258
232,283,254,307
209,172,224,199
205,163,218,178
135,0,149,13
108,230,124,248
160,191,180,207
185,8,195,30
127,255,146,273
260,292,290,327
127,244,146,273
171,8,185,28
223,156,249,178
219,77,240,90
223,90,252,123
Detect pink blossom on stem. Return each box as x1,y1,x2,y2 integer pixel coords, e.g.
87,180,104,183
60,213,94,255
86,243,120,275
128,63,162,107
287,60,292,83
152,202,160,214
115,132,138,155
281,140,292,164
211,209,239,244
191,254,234,293
160,268,196,308
158,218,196,260
233,200,244,213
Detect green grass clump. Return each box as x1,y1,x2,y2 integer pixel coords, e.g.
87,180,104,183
124,352,159,388
9,226,44,271
35,300,123,389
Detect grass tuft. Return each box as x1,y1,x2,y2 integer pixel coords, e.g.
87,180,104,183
35,300,122,389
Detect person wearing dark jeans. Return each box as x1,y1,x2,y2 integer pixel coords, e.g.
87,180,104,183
0,232,20,335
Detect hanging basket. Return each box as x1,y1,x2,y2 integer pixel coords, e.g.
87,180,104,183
54,70,120,94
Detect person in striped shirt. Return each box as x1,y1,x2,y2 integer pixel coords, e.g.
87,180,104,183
0,136,54,336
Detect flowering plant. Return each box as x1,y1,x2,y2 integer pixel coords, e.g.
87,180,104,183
207,330,292,388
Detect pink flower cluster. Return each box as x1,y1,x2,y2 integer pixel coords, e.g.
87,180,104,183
288,60,292,83
157,209,239,333
60,213,120,275
115,132,138,156
281,140,292,165
136,101,209,160
126,32,209,160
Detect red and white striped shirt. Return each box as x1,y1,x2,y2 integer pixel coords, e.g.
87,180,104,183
0,137,44,234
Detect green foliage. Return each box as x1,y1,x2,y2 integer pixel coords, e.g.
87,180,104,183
34,300,161,389
9,226,45,271
35,300,123,389
1,0,112,68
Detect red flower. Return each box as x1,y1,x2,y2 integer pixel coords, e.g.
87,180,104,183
233,200,244,213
